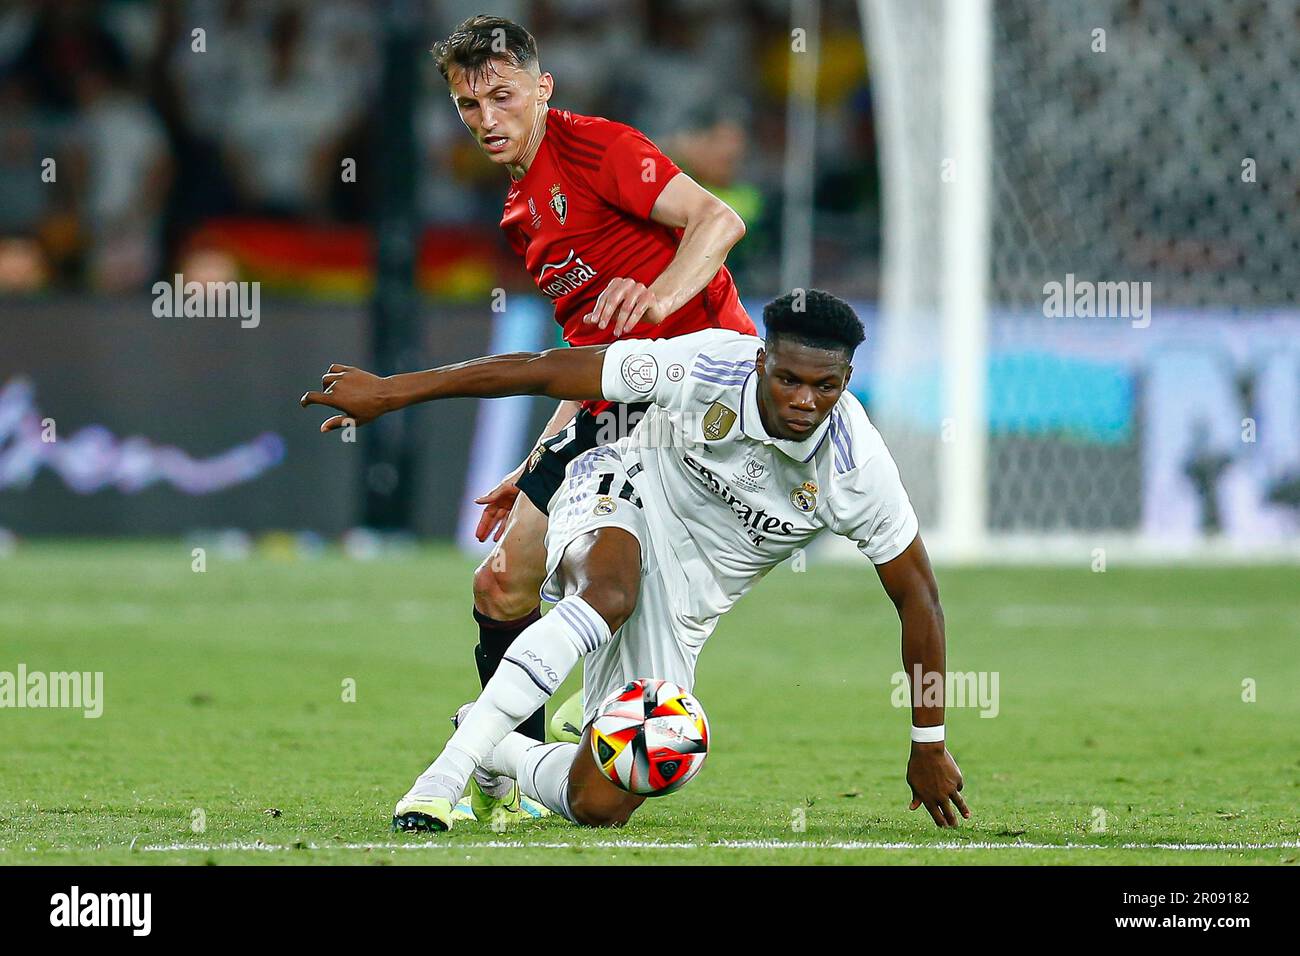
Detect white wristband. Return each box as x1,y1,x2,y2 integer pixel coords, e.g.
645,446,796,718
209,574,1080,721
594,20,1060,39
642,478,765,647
911,724,945,743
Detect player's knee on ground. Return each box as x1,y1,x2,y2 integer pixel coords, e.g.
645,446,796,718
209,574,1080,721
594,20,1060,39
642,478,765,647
473,552,541,621
567,789,639,828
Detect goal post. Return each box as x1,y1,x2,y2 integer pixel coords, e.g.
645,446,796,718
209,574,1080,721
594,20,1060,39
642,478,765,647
937,0,991,562
861,0,991,561
857,0,1300,563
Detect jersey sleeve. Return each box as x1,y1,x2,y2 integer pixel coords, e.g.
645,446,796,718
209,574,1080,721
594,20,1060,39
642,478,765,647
594,128,683,220
827,418,920,565
599,330,729,410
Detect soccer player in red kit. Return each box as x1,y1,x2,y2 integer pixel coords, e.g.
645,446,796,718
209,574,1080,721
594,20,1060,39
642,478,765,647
429,16,755,822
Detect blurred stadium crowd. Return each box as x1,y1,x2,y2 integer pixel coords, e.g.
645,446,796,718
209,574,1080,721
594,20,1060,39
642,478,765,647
0,0,878,300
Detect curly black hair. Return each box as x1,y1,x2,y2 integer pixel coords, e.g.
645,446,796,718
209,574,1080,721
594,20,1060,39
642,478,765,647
762,289,865,359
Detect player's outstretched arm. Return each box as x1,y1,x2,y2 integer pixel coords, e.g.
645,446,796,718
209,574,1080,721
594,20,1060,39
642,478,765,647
583,173,746,337
299,347,609,433
875,535,971,828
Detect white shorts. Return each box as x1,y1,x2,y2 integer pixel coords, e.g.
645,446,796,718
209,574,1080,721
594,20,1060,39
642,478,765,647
541,443,702,726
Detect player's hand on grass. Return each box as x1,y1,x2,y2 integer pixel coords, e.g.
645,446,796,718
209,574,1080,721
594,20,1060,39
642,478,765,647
300,364,392,432
581,277,666,337
906,742,970,828
474,465,525,542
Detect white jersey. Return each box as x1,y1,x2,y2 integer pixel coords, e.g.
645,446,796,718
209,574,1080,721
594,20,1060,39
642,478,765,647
595,329,919,628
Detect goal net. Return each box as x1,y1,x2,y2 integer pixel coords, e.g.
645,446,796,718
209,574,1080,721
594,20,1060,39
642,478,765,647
860,0,1300,561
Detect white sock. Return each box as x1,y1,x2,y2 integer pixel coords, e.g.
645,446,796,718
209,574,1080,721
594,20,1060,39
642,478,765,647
489,732,579,823
483,730,534,779
405,596,610,803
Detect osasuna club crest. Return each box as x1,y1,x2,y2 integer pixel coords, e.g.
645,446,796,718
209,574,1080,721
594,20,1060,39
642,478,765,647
549,183,568,225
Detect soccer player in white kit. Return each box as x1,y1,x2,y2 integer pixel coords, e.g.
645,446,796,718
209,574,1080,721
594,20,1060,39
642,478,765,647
301,290,970,831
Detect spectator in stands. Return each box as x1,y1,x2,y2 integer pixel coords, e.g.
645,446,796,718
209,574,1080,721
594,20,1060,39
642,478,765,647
220,5,358,218
72,53,172,291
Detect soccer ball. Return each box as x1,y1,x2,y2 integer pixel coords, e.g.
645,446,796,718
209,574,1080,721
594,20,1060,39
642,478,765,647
589,679,709,796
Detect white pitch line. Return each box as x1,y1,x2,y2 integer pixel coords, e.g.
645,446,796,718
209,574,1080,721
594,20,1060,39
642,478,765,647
138,839,1300,853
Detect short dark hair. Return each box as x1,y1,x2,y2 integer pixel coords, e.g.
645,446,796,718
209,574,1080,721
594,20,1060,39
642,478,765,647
432,15,539,83
763,289,865,359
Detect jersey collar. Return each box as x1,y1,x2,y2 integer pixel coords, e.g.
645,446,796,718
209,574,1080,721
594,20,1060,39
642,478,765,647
738,371,832,463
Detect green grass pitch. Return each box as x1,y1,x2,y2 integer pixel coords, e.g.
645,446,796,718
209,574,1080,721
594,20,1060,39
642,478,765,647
1,541,1297,866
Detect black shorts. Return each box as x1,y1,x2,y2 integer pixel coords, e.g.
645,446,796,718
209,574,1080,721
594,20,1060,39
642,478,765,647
515,402,651,515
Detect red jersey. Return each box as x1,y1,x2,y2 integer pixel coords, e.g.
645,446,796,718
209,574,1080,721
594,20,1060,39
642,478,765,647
500,109,755,359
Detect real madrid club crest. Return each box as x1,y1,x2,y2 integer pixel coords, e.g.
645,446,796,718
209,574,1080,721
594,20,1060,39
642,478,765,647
549,183,568,225
790,479,818,513
593,496,616,516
